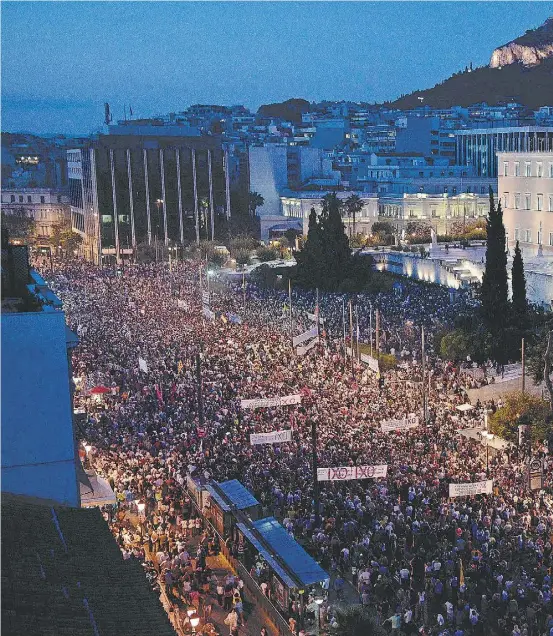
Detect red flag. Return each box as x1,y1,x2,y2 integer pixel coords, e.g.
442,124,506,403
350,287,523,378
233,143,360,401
155,384,163,404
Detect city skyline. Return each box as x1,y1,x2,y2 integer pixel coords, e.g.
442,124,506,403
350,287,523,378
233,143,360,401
2,1,551,135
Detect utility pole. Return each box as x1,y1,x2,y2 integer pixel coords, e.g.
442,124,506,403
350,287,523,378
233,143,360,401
311,419,320,529
349,300,355,377
342,298,347,359
369,302,373,358
196,344,204,429
522,337,526,394
375,308,380,356
289,278,293,346
422,325,428,424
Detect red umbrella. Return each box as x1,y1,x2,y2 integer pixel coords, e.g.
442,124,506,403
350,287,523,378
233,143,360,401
90,385,111,394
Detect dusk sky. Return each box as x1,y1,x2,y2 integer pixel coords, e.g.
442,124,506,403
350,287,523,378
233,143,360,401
2,1,552,135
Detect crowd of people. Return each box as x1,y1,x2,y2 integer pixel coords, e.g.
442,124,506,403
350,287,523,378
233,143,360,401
44,258,553,636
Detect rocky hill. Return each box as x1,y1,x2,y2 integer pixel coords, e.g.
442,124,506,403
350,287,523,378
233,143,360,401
490,17,553,68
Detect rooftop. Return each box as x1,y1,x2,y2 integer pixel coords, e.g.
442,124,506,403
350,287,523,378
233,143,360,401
205,479,260,512
1,495,175,636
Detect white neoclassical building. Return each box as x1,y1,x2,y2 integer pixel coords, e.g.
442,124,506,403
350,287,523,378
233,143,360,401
499,152,553,257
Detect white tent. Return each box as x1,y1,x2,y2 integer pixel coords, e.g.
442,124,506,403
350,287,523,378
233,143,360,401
456,404,474,412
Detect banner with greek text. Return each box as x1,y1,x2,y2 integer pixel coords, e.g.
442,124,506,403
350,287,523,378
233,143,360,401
297,337,319,356
203,306,215,321
381,414,419,432
307,312,324,325
250,429,293,445
240,394,302,410
138,357,149,373
448,480,493,498
317,465,388,482
293,326,318,348
202,291,210,305
360,353,380,373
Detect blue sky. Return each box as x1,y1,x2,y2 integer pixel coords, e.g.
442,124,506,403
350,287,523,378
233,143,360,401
2,1,552,134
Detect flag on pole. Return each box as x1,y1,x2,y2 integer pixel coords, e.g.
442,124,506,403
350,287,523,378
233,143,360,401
139,357,148,373
155,384,163,405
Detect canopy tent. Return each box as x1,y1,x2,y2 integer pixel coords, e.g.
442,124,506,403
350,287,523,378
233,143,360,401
80,472,116,507
456,403,474,412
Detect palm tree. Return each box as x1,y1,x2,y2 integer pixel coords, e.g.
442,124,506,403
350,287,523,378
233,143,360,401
248,192,264,218
345,194,363,243
332,605,386,636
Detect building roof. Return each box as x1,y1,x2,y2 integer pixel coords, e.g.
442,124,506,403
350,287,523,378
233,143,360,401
205,479,260,512
237,516,329,588
1,495,175,636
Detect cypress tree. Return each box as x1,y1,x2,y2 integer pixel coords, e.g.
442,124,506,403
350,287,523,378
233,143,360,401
319,193,351,290
480,188,509,361
512,240,527,319
295,207,324,289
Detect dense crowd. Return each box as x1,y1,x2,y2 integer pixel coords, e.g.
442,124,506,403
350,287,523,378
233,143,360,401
45,258,553,636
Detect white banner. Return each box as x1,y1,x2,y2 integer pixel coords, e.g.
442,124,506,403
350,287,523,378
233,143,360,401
381,414,419,432
202,291,210,305
449,480,493,498
177,299,188,310
297,337,319,356
317,465,388,482
307,312,324,325
240,394,302,410
203,306,215,320
293,326,318,348
138,357,148,373
360,353,379,373
250,429,293,445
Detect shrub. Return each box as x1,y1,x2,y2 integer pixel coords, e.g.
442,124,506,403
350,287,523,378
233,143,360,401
256,246,279,262
489,391,550,444
234,249,250,266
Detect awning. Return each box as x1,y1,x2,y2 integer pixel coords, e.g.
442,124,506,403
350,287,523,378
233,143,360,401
237,517,328,589
80,473,116,507
456,404,474,412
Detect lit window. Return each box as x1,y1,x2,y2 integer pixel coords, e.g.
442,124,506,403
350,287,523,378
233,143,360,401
503,162,509,177
525,194,531,210
525,163,531,177
514,194,521,210
537,194,543,211
514,162,520,177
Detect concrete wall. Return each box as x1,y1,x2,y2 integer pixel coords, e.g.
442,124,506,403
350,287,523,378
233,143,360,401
1,311,79,506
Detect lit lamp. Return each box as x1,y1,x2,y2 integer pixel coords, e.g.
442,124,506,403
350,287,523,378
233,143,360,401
190,615,200,634
315,595,324,634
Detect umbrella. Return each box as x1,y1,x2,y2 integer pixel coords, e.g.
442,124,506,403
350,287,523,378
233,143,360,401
90,385,111,394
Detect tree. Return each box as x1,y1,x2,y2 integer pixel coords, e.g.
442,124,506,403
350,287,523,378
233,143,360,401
512,240,527,320
49,219,83,257
344,194,363,241
295,207,325,289
256,245,279,262
371,221,394,245
318,193,351,290
332,605,385,636
480,189,509,363
406,221,431,243
234,248,250,266
440,329,473,362
1,208,36,242
488,391,550,444
248,192,264,218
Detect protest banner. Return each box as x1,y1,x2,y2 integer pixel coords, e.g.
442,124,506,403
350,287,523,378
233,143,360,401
317,465,388,482
177,299,188,310
203,306,215,321
202,291,210,305
360,353,380,373
240,394,302,410
307,312,324,325
138,357,148,373
448,480,493,498
250,429,293,445
381,414,419,432
297,337,319,356
293,326,318,348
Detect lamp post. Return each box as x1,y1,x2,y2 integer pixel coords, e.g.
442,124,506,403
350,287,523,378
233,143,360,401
155,199,163,262
315,596,324,635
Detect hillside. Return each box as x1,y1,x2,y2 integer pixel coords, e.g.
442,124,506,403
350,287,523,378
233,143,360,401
257,98,311,122
387,58,553,111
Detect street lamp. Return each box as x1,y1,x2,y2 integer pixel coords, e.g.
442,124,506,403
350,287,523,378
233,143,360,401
315,596,324,635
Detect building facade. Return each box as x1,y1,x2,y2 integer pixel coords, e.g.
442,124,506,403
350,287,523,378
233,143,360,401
456,127,553,177
68,133,232,263
280,191,379,236
498,151,553,256
0,188,70,247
